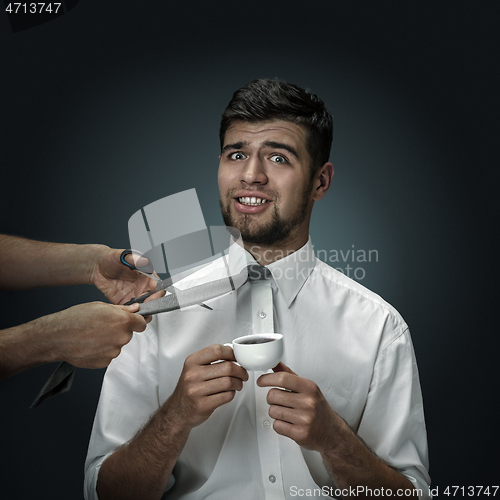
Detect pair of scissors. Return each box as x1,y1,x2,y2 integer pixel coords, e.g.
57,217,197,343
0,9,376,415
119,249,212,310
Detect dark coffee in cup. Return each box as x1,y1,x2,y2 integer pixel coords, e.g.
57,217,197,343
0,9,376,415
238,337,274,345
230,333,283,371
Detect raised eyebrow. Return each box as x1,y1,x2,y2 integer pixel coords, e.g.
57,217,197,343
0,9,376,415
262,141,299,159
221,141,249,154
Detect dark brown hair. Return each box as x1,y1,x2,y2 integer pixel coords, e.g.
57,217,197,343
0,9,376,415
220,78,333,172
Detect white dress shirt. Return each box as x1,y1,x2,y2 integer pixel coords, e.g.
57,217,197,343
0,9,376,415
84,238,431,499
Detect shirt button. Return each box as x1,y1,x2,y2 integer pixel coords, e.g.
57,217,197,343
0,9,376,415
263,420,271,429
268,475,276,483
259,311,267,318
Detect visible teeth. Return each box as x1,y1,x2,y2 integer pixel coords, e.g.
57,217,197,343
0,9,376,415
238,197,268,206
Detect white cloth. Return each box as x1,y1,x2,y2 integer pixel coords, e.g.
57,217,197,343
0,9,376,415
84,238,431,499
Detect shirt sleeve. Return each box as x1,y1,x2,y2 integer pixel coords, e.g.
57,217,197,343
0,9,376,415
83,321,160,500
357,328,431,499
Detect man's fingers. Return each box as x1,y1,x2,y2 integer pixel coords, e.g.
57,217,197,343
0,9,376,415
190,375,245,398
266,387,298,407
122,252,156,287
203,359,248,383
122,252,149,270
120,303,140,313
201,390,238,412
116,303,149,331
272,361,296,375
271,419,296,439
172,344,251,427
144,289,166,302
188,344,237,366
268,402,300,424
257,368,302,392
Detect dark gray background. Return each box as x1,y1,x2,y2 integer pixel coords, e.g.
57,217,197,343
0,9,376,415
1,1,498,498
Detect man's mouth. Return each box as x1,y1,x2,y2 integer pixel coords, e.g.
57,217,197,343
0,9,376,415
237,197,269,206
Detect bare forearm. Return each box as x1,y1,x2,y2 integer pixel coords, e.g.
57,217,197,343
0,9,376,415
96,345,246,499
0,234,107,290
1,302,146,380
0,316,58,379
320,419,414,498
97,397,192,500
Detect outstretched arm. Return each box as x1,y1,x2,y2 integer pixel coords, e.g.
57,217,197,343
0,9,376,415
0,234,155,304
0,302,150,380
0,234,158,379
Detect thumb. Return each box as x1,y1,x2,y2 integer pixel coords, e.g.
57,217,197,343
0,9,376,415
121,250,150,270
272,361,297,375
118,303,140,313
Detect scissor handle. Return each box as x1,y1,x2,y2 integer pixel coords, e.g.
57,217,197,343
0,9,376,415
123,289,155,306
120,249,155,274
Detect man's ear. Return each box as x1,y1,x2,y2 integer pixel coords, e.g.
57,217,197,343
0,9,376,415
312,162,334,201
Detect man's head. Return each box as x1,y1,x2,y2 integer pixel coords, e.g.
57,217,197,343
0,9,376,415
218,79,334,260
220,79,333,175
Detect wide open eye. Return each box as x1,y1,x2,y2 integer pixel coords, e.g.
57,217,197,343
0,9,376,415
229,152,246,160
270,154,287,164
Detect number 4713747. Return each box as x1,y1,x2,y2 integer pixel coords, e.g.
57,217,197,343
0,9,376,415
443,486,499,496
5,3,62,14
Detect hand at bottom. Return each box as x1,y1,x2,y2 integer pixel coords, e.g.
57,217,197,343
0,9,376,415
168,344,249,430
257,362,339,453
42,301,151,368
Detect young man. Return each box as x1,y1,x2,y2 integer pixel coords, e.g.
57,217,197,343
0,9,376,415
85,79,430,499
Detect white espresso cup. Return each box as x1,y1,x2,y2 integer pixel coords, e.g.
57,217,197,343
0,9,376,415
230,333,283,371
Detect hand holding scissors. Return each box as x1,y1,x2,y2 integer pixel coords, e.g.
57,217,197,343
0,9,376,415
119,250,212,310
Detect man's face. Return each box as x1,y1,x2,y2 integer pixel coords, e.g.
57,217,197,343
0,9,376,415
218,120,315,249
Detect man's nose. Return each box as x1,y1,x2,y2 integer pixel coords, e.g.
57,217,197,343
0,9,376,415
241,156,268,185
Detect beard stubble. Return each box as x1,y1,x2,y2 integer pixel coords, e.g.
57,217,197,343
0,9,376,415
219,181,313,247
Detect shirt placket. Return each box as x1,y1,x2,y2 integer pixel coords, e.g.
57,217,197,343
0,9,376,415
251,280,274,335
251,279,285,500
255,381,286,500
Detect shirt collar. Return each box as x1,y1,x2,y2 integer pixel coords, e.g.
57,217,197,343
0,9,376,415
266,237,316,308
192,236,316,308
224,235,316,306
227,237,313,308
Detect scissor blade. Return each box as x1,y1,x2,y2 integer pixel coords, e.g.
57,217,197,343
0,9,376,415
124,284,212,310
127,263,215,308
198,303,213,310
137,268,248,316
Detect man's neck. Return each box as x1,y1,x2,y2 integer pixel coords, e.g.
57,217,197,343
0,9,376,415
243,235,309,266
